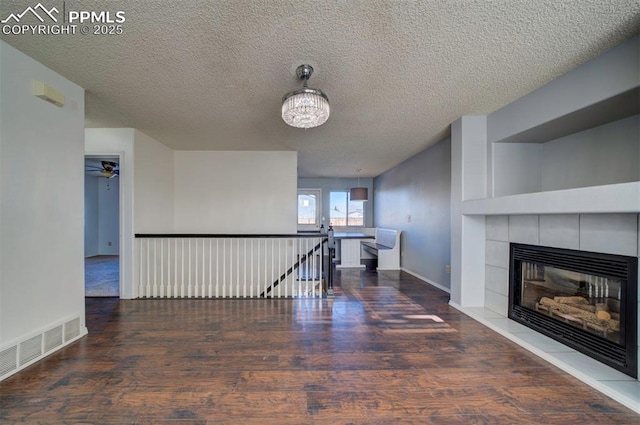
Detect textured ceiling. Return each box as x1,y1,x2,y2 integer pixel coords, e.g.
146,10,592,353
2,1,639,177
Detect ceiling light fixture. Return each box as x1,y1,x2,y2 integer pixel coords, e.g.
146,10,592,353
350,169,368,202
282,64,329,129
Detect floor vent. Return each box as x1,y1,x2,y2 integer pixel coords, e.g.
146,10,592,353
64,318,80,342
0,346,18,377
19,335,42,366
44,325,63,353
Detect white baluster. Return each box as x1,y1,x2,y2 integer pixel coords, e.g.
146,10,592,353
320,237,324,297
152,239,157,297
251,239,255,298
174,239,178,297
209,239,213,298
181,239,185,297
216,239,220,298
304,238,309,297
291,239,296,298
222,239,226,298
202,239,206,297
188,239,192,298
243,239,247,298
138,238,143,297
146,239,151,297
166,238,171,297
194,238,199,298
159,239,164,298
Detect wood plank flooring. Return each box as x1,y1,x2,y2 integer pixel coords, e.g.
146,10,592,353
1,269,638,424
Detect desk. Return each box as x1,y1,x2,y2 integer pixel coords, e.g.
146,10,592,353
334,232,374,269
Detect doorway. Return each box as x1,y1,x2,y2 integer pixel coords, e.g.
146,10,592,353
84,156,120,297
297,189,322,232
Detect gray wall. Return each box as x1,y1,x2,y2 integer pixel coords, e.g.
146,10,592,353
493,115,639,197
84,175,99,257
84,175,119,257
297,177,374,229
98,177,119,254
487,34,639,144
374,138,451,290
541,114,639,191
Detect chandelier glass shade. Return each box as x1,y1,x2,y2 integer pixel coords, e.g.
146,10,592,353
282,65,330,129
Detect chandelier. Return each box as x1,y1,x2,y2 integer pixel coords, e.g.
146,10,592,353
282,64,330,129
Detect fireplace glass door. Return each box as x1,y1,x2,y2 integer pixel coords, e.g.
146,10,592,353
519,262,622,345
509,243,637,378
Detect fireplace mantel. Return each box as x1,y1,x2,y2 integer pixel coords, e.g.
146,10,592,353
462,181,640,216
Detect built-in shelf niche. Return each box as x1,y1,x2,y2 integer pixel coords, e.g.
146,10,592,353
491,88,639,199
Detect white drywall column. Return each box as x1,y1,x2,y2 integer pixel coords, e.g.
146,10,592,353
450,116,487,307
1,40,86,346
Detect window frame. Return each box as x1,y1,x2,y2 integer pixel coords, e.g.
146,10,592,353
297,189,322,231
329,190,365,227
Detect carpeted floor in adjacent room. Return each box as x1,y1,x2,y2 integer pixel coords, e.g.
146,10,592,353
85,255,119,297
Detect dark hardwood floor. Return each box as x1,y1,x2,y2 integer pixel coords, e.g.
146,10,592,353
1,269,637,424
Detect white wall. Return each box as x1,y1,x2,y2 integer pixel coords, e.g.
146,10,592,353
84,175,99,257
97,177,119,254
0,41,86,347
174,151,297,234
374,138,452,290
134,130,174,233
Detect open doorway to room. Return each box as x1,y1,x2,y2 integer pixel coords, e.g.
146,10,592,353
84,156,120,297
297,189,322,232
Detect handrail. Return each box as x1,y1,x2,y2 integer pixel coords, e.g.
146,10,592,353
135,234,331,298
135,233,326,239
261,239,326,298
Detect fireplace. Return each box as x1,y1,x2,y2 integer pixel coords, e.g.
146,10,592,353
508,243,637,378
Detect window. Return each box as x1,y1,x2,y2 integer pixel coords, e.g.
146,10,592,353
330,191,364,226
297,189,321,231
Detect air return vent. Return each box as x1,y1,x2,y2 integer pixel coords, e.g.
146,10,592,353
64,318,80,342
0,346,18,377
44,325,63,353
19,335,42,366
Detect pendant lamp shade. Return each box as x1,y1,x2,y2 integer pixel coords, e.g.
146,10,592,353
350,187,368,202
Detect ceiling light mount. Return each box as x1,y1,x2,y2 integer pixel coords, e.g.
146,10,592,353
282,64,330,129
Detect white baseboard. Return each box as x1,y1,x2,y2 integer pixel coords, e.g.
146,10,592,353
0,314,88,382
401,267,451,293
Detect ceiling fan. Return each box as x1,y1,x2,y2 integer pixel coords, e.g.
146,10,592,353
85,160,120,178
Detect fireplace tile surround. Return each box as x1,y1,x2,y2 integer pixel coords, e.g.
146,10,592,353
474,213,640,412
